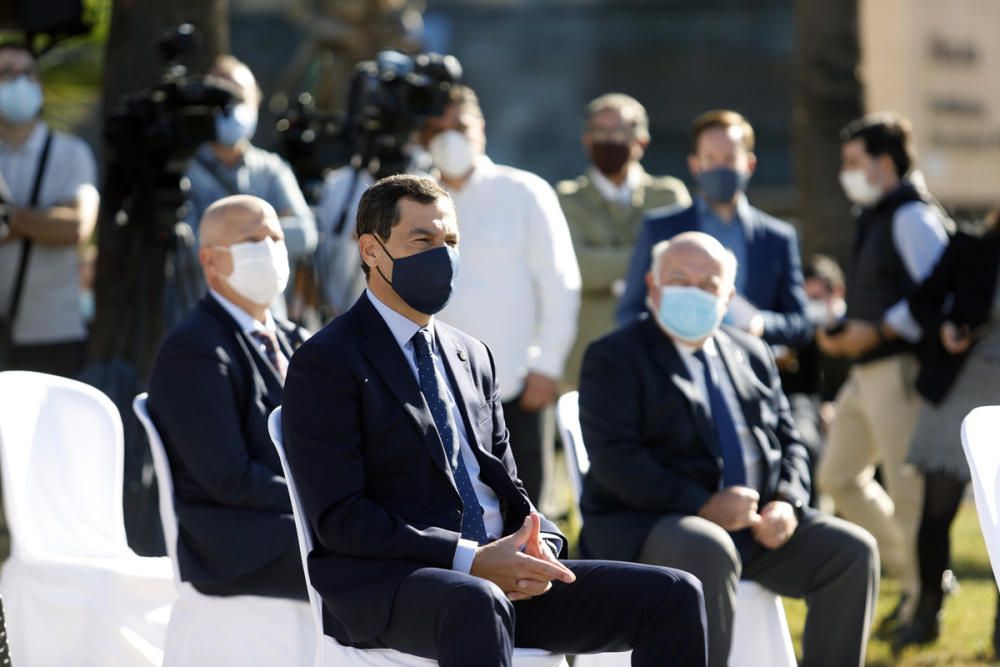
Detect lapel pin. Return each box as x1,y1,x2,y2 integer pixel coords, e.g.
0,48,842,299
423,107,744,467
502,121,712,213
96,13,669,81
458,349,468,361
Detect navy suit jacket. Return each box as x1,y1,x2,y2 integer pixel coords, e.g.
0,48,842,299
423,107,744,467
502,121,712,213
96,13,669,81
281,294,566,645
578,316,811,563
147,295,307,597
616,203,812,346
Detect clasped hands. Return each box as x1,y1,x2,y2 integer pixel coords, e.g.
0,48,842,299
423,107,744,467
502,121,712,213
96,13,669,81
698,486,798,550
470,512,575,602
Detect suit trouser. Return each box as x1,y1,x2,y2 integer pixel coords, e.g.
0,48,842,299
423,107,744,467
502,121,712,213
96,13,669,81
365,559,708,667
638,512,878,667
816,354,923,608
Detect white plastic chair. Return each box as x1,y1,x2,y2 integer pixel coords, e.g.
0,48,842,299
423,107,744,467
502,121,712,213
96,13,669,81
556,391,797,667
0,371,174,666
268,407,568,667
961,406,1000,591
134,393,312,667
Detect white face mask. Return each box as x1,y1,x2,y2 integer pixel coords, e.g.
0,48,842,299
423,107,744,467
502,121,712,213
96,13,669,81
839,168,881,207
429,130,476,179
221,237,290,306
0,75,43,125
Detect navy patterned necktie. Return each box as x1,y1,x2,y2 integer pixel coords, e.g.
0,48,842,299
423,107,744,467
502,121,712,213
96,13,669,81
693,348,747,487
251,330,286,380
411,329,489,543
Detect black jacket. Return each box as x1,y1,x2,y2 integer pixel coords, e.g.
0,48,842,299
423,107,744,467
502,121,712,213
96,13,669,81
147,295,307,598
910,230,1000,404
578,316,811,563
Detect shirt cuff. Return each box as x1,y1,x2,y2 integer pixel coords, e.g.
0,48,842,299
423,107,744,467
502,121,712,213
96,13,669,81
451,538,479,574
541,532,564,558
885,300,923,343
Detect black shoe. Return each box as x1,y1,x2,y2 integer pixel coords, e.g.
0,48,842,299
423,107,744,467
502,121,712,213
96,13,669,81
874,594,909,639
892,595,942,653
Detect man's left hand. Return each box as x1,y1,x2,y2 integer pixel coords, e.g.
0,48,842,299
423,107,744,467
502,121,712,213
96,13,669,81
519,372,558,412
816,320,880,359
511,512,573,601
751,500,798,550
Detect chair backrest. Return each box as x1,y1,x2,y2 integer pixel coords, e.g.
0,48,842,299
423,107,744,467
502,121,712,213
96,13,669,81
555,391,590,507
0,371,129,560
132,393,181,581
268,407,326,664
961,406,1000,591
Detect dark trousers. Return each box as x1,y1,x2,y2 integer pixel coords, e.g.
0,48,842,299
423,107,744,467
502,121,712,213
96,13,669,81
916,471,966,609
7,339,86,378
501,396,552,506
192,542,308,602
366,559,707,666
639,511,879,667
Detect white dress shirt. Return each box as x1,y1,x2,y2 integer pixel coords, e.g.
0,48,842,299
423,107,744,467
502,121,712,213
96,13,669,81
588,163,641,206
209,289,288,369
438,156,581,401
672,337,764,492
366,290,504,573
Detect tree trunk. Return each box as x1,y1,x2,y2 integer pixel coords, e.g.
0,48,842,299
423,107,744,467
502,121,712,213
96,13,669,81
793,0,864,268
90,0,228,377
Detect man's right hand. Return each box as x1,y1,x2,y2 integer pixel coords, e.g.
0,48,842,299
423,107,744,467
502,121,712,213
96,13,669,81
697,486,761,531
470,514,576,602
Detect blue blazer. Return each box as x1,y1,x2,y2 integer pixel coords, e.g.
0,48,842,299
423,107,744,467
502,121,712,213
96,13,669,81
281,294,566,645
616,203,812,346
147,295,307,598
578,317,812,563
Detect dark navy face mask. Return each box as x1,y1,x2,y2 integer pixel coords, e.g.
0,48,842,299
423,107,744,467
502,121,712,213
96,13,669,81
375,239,460,315
697,166,751,203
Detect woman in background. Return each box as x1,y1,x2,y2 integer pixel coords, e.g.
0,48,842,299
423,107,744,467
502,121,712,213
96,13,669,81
894,209,1000,651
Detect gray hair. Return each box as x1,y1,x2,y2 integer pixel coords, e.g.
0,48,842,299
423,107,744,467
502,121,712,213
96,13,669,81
649,236,738,287
586,93,649,141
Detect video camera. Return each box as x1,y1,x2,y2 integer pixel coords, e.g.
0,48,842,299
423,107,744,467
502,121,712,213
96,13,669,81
103,24,235,239
275,50,462,199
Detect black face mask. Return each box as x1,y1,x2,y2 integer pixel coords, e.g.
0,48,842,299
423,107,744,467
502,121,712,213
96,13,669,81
375,238,460,315
589,141,631,176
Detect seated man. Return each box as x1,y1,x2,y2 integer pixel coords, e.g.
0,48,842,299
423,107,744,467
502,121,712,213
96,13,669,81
281,174,708,666
579,232,878,667
148,195,307,601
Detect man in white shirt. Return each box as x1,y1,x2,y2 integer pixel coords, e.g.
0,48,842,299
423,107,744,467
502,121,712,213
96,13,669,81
420,85,582,505
0,42,99,376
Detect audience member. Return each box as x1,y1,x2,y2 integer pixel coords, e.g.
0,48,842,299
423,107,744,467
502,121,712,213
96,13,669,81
891,213,1000,650
168,55,316,325
280,174,708,666
816,112,952,627
148,195,307,602
0,43,99,377
579,232,878,667
775,255,851,506
420,85,581,506
557,92,690,387
617,109,811,347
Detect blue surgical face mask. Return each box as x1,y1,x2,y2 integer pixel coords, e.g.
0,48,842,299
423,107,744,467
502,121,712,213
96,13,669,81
214,102,257,146
375,239,460,315
697,166,750,204
653,285,725,343
0,75,43,125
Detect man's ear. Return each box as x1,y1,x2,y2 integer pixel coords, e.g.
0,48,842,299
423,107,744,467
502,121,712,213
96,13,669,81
687,153,700,180
358,233,383,277
746,152,758,176
645,270,659,301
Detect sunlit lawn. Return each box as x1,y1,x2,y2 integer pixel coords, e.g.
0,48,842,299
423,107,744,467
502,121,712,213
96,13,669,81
783,502,997,666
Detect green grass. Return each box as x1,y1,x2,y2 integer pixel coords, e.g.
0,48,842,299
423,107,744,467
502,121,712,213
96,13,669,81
783,502,997,666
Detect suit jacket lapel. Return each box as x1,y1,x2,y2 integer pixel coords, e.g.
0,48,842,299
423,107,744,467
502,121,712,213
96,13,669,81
713,332,762,430
201,295,283,407
353,298,456,488
436,327,482,453
640,318,721,458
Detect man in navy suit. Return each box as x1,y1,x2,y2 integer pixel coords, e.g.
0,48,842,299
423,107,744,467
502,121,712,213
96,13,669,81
582,232,878,667
281,174,708,666
148,195,307,600
616,110,811,347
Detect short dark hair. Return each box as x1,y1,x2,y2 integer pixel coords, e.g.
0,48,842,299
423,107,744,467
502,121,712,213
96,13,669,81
840,113,915,178
356,174,451,277
691,109,755,154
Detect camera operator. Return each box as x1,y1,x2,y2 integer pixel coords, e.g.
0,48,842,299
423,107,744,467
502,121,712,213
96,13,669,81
0,42,99,377
170,54,316,325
